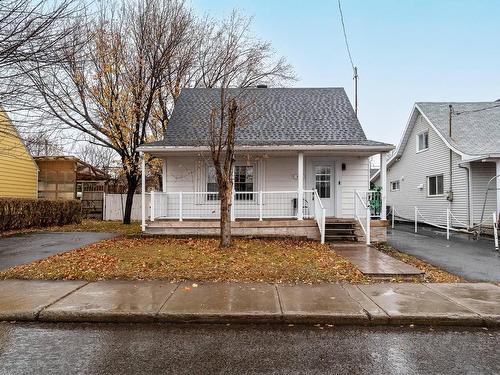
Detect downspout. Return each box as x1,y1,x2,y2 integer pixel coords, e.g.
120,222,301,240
458,163,472,228
448,105,453,202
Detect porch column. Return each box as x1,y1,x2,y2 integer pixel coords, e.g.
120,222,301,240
162,157,167,193
496,160,500,217
380,152,387,220
141,152,146,231
297,152,304,220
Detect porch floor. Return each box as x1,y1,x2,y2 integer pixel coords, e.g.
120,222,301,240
333,245,424,279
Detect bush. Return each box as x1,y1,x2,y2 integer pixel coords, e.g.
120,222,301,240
0,198,82,231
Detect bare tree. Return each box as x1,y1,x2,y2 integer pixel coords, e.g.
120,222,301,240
25,0,194,223
24,131,64,156
201,13,294,247
0,0,80,109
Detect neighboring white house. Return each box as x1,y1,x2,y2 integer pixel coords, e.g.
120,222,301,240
372,102,500,231
138,87,394,243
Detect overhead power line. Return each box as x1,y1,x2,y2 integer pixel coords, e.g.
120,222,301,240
338,0,355,70
337,0,359,115
454,103,500,116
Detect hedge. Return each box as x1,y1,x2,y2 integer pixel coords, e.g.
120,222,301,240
0,198,82,231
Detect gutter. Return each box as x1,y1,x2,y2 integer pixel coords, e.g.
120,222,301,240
137,144,395,153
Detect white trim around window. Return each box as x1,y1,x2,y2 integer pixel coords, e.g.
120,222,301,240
390,180,400,191
416,130,429,153
427,174,444,197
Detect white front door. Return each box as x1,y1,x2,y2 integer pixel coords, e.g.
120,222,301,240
313,165,335,216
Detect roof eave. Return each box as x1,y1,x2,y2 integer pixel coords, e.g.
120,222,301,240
138,144,395,153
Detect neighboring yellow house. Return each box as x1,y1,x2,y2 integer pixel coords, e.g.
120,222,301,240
0,109,38,198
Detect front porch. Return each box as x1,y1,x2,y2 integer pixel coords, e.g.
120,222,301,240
139,150,390,244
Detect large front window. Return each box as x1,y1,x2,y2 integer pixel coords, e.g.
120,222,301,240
234,165,254,200
206,164,255,200
206,166,218,200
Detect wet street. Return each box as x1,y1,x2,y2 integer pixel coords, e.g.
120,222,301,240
0,323,498,374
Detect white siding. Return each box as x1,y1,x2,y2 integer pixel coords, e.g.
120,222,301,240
339,157,370,218
471,161,497,225
382,113,469,227
160,153,371,219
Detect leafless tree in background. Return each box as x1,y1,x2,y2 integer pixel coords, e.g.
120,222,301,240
24,0,194,223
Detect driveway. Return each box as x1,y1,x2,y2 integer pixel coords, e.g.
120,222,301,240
388,224,500,282
0,232,116,271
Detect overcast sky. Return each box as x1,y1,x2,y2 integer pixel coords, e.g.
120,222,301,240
191,0,500,146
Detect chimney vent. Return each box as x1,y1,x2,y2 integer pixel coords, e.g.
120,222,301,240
256,84,268,88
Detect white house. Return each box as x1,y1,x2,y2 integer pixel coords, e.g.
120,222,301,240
372,102,500,232
138,87,394,243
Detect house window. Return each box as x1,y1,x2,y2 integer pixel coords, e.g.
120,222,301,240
390,180,400,191
417,131,429,152
206,166,218,200
234,165,254,200
427,175,444,196
315,166,331,199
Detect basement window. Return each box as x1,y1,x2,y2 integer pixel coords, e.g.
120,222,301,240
390,180,400,191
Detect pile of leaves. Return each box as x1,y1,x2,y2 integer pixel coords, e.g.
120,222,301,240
374,242,464,283
0,237,368,283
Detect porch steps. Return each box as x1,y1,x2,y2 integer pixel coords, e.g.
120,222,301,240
324,220,358,243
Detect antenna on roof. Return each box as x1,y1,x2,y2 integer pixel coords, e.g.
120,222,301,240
338,0,358,116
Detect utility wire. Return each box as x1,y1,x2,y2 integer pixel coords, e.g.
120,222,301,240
338,0,355,70
454,103,500,116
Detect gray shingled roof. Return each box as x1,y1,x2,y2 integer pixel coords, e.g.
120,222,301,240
417,102,500,156
144,88,391,147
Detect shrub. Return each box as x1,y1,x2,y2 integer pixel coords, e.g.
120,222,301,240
0,198,82,231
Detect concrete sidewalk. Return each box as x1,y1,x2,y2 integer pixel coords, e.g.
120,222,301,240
0,280,499,326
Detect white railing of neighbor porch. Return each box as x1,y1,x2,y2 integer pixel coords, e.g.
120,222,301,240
354,190,371,245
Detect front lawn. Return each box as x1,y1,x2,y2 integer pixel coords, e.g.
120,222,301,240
0,237,368,283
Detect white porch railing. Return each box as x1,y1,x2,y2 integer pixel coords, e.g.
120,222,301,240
313,189,326,244
354,190,371,245
149,189,326,243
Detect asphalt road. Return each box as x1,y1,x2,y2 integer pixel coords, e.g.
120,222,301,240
0,232,116,271
0,323,498,374
388,224,500,282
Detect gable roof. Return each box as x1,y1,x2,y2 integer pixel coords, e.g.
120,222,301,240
142,87,392,149
417,102,500,157
371,101,500,182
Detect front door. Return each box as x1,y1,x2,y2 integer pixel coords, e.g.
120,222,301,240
313,165,335,216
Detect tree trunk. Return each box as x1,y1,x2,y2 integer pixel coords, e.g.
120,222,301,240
219,182,233,248
123,175,139,224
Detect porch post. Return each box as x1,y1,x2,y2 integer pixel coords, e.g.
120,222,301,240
162,157,167,193
141,152,146,231
297,152,304,220
496,160,500,217
380,153,387,220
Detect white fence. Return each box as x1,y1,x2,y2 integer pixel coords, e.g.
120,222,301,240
103,193,150,221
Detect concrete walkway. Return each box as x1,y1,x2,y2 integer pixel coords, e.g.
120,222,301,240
0,280,499,326
388,225,500,282
333,245,424,278
0,232,116,271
